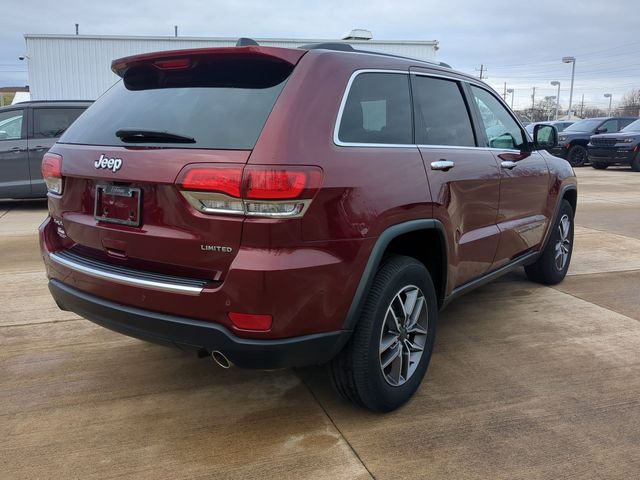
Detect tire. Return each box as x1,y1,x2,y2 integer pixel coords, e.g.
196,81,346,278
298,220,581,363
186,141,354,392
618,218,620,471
591,162,608,170
525,200,574,285
567,145,587,167
329,255,437,412
632,153,640,172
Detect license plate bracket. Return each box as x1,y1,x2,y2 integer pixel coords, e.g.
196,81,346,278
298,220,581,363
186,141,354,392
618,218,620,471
94,185,142,227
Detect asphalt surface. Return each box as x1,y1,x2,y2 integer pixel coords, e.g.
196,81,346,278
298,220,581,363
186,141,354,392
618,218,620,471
1,167,639,479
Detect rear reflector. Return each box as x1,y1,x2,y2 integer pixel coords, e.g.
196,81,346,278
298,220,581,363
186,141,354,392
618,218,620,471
176,164,323,218
228,312,273,331
41,152,63,195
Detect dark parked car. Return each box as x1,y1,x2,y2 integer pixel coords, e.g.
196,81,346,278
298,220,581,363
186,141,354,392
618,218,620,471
588,118,640,171
39,43,576,411
0,101,91,199
551,116,637,167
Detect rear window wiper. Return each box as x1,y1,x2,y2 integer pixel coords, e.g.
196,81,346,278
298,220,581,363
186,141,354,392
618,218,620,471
115,128,196,144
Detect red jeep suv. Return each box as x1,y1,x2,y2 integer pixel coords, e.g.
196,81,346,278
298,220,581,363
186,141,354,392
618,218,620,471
40,42,577,411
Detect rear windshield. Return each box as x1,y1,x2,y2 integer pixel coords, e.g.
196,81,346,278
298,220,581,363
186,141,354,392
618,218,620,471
60,59,290,150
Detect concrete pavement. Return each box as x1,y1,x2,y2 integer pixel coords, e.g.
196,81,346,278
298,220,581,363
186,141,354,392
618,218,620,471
1,167,639,479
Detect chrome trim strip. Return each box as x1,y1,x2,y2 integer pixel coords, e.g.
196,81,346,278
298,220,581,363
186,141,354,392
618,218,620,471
333,68,526,151
49,252,204,296
333,69,416,148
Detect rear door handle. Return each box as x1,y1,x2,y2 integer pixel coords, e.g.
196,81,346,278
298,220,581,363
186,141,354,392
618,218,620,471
33,145,46,151
10,146,26,152
501,160,517,169
430,160,455,171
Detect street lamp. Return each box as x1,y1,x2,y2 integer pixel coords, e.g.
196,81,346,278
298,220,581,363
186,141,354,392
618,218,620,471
507,88,514,108
562,56,576,119
604,93,612,116
550,81,561,120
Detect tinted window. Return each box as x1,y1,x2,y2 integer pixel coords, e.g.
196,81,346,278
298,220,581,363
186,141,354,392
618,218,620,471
471,86,524,150
61,76,288,150
564,119,602,132
599,119,617,133
33,108,85,139
338,73,412,145
412,76,475,147
0,109,24,140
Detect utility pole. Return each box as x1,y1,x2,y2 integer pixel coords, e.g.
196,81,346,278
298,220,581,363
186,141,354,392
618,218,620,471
475,64,486,80
579,94,585,118
503,82,507,101
174,25,178,37
531,86,536,119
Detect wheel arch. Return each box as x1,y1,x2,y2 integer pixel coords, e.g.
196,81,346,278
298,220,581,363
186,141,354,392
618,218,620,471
342,220,448,331
540,183,578,252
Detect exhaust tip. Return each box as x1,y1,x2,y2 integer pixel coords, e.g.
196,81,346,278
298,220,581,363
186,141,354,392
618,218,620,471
211,350,232,369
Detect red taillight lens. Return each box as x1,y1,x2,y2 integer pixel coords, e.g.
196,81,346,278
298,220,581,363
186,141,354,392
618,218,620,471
41,152,63,194
177,166,243,197
244,167,320,199
176,164,323,218
228,312,273,331
154,58,192,70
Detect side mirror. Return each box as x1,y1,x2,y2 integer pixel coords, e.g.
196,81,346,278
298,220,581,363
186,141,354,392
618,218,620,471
595,127,607,134
533,124,557,150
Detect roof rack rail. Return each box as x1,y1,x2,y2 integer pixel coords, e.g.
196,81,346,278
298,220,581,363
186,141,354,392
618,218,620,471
298,42,451,69
300,42,355,52
236,37,259,47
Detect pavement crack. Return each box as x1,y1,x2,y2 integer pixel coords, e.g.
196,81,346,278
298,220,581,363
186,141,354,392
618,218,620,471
0,318,82,328
298,371,377,480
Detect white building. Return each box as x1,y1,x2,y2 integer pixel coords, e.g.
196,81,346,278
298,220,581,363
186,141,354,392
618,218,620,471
23,32,439,100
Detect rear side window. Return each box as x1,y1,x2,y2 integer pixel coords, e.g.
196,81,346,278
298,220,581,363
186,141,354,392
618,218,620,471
60,58,291,150
411,76,475,147
33,108,85,139
338,73,412,145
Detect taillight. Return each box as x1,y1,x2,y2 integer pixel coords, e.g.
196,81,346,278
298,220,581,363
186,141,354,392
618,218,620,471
41,152,63,195
175,164,323,218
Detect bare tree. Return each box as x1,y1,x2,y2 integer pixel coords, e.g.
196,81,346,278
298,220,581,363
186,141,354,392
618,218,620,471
618,89,640,116
582,107,607,118
530,97,559,122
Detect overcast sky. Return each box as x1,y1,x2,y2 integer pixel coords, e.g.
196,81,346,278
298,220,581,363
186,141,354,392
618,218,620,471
1,0,638,111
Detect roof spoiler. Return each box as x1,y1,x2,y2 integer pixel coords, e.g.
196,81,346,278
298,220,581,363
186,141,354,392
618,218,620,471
111,46,306,78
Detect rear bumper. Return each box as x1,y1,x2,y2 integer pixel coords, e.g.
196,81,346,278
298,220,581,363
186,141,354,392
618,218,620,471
49,279,350,369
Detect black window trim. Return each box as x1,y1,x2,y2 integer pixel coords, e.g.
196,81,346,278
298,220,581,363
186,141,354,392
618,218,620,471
410,71,480,148
29,106,87,140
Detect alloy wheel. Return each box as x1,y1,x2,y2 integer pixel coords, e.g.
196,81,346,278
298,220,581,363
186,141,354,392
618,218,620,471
379,285,429,387
555,214,571,271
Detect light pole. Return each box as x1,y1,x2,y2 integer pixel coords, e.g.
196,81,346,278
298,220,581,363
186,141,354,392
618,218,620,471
562,56,576,120
604,93,612,116
507,88,514,108
550,81,561,120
